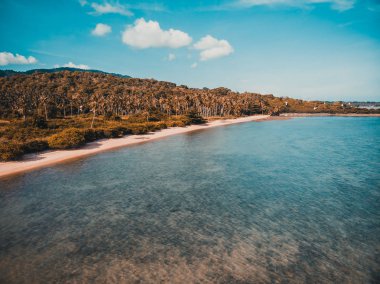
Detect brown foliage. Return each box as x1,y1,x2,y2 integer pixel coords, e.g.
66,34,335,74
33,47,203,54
0,140,24,161
48,128,86,149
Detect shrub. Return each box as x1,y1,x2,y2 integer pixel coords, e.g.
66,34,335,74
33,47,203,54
131,127,148,135
104,112,113,120
156,122,167,129
82,129,97,142
22,139,49,153
146,124,157,132
94,127,123,139
147,114,161,122
145,122,167,131
96,127,122,139
94,129,105,139
126,114,147,123
185,112,206,125
32,116,48,129
128,125,149,135
104,112,121,121
0,140,24,161
110,126,128,136
166,121,186,127
119,126,132,135
126,112,167,123
48,128,86,149
103,128,120,138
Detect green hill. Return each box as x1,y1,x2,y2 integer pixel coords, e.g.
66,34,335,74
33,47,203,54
0,67,131,78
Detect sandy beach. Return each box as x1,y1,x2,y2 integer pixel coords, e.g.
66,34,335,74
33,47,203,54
0,115,269,179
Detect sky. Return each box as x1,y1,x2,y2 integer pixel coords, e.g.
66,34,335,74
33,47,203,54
1,0,380,101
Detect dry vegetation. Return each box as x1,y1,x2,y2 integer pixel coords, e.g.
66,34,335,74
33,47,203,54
0,70,378,161
0,113,200,161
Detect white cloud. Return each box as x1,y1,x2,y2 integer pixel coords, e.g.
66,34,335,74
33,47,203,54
328,0,355,11
122,18,192,49
63,62,90,69
238,0,355,11
91,2,133,16
79,0,88,6
55,62,90,70
191,62,198,68
91,23,112,36
193,35,234,61
168,53,176,61
0,52,37,66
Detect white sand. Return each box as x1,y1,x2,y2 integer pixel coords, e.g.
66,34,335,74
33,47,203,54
0,115,268,178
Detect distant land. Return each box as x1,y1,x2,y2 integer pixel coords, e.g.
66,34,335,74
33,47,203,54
0,68,378,106
349,101,380,110
0,67,131,79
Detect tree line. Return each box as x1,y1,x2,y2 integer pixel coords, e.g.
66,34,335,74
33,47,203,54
0,70,374,120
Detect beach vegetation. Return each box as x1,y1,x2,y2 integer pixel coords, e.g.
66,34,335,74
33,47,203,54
48,128,86,149
0,140,24,161
0,70,378,161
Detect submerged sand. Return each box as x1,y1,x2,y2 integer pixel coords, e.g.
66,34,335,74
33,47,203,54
281,113,380,117
0,115,269,179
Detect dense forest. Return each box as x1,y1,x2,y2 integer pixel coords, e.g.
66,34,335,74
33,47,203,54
0,67,131,79
1,70,376,120
0,70,378,161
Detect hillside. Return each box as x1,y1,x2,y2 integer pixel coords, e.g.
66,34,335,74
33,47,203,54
0,69,378,161
0,67,130,78
1,69,376,121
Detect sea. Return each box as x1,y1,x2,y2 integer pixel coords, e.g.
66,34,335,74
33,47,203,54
0,117,379,283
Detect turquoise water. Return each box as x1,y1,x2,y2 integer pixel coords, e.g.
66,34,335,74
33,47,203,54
0,117,379,283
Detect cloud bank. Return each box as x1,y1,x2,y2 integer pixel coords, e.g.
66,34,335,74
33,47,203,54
0,52,37,66
193,35,234,61
92,23,112,36
122,18,192,49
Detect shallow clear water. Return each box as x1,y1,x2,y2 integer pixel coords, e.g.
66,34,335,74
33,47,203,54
0,117,379,283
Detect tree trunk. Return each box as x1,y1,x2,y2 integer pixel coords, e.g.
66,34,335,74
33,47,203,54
91,108,96,129
44,103,48,120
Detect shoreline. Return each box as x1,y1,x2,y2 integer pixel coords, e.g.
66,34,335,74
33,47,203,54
280,113,380,117
0,115,269,179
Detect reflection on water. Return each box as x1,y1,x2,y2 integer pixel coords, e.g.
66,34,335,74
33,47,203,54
1,117,379,283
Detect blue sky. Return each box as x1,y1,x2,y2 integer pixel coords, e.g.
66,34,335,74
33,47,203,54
1,0,379,101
